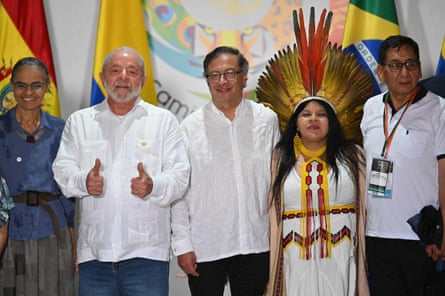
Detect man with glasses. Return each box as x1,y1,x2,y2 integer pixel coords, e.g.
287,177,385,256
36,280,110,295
361,35,445,296
171,46,280,295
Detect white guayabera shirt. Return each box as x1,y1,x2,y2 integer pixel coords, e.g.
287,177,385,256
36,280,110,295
171,99,280,262
53,98,190,263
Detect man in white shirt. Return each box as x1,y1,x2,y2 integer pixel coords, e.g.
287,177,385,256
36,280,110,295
171,46,280,295
361,35,445,296
52,46,190,296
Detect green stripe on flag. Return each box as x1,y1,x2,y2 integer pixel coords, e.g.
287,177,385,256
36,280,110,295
349,0,398,24
342,5,399,47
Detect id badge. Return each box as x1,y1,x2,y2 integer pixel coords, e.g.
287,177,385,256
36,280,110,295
368,156,394,199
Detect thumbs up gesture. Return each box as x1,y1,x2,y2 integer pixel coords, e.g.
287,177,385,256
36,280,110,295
86,158,104,196
131,162,153,198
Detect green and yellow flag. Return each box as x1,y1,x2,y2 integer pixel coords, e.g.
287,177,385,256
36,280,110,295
342,0,400,93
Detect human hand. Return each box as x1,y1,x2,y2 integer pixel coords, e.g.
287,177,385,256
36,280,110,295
426,244,445,261
86,158,104,196
130,162,153,198
0,222,8,255
178,252,199,277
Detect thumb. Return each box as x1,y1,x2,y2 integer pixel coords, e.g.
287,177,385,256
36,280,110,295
92,158,101,177
137,162,146,178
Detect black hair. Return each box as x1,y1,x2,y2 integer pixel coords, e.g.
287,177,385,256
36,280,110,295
203,46,249,77
378,35,420,64
271,99,364,204
10,57,50,83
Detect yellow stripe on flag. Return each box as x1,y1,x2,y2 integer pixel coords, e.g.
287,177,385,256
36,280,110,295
92,0,157,105
442,37,445,57
436,36,445,75
342,5,399,48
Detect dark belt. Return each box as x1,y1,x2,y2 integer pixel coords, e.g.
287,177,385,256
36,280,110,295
13,191,63,242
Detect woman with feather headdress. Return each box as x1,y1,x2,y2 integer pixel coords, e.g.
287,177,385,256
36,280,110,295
256,7,375,296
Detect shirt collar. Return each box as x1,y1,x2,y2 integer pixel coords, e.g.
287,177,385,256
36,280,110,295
210,98,245,119
94,97,147,121
9,108,53,132
383,84,428,115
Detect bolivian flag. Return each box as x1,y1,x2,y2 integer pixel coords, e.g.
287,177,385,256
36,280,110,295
90,0,157,106
0,0,60,116
342,0,400,93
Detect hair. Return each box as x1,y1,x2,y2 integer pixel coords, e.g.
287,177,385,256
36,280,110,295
102,46,146,76
271,99,365,203
10,57,50,83
378,35,420,64
202,46,249,77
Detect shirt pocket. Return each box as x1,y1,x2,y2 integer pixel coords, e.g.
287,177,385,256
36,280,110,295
127,205,159,243
134,138,161,172
77,208,105,248
80,140,108,171
398,130,428,159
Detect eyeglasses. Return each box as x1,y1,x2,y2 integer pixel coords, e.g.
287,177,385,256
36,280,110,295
206,70,241,83
12,81,47,91
381,60,419,72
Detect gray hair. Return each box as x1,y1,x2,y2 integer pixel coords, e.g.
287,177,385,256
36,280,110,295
102,46,146,76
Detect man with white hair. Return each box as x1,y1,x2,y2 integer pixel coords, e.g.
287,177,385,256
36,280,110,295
53,46,190,296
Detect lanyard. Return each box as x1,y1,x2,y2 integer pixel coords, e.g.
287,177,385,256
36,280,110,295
380,87,418,158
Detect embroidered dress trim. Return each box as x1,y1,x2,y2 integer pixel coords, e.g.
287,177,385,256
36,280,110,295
294,141,331,260
283,204,355,219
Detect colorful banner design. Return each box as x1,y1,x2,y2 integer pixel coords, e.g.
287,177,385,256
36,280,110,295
91,0,156,106
342,0,400,93
144,0,349,121
0,0,60,116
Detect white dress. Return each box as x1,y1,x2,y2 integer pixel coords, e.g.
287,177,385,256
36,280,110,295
282,161,357,296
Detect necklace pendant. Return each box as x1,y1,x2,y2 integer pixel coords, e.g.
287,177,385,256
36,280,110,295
26,136,35,143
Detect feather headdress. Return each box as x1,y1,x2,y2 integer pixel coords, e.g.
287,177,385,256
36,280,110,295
256,7,376,143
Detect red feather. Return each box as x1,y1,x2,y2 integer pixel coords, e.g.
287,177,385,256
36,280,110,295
294,8,332,95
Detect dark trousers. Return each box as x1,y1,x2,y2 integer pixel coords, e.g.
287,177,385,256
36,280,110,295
366,236,435,296
188,252,269,296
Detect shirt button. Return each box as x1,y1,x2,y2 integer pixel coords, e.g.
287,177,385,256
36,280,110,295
16,157,22,162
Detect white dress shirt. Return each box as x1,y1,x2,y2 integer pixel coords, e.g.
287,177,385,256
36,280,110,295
361,90,445,240
171,99,280,262
53,98,190,263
